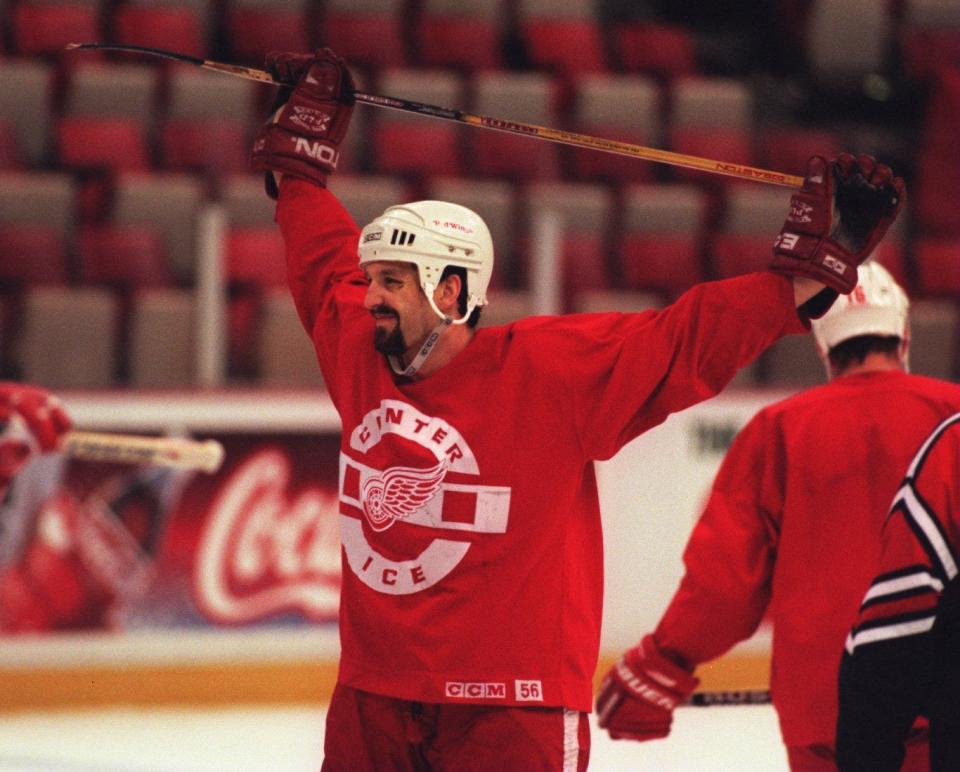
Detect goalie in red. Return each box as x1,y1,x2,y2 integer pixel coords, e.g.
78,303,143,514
250,48,905,771
597,262,960,770
0,383,172,633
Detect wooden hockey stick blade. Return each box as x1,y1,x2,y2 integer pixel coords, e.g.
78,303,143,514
61,430,225,473
65,42,804,187
687,689,771,706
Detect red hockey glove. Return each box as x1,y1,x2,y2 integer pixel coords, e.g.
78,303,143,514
0,382,71,488
770,153,905,294
596,635,699,742
251,48,355,199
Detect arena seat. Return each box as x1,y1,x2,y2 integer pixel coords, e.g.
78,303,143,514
468,71,561,181
128,288,197,386
616,183,708,298
520,181,615,310
110,173,206,285
10,0,102,58
0,60,54,167
369,69,466,178
413,0,504,71
319,0,408,71
610,21,697,81
14,287,118,387
515,0,606,74
113,2,207,59
569,73,662,184
256,290,325,387
225,0,309,65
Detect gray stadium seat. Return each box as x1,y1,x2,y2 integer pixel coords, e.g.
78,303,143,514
0,60,54,166
327,175,412,229
111,172,206,284
0,172,76,236
14,287,118,388
256,290,325,387
128,288,196,387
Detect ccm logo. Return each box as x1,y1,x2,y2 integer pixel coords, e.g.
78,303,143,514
822,255,846,275
445,682,507,700
292,138,339,167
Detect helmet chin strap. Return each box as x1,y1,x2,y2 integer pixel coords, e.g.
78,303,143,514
387,289,477,378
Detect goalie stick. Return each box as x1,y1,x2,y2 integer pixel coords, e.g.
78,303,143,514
65,42,804,188
61,431,225,473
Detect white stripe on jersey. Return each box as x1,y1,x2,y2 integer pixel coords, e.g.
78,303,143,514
894,483,959,580
905,412,960,478
845,615,937,654
563,709,580,772
862,570,944,605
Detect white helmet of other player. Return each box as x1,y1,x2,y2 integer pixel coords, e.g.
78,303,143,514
812,261,909,358
358,201,494,325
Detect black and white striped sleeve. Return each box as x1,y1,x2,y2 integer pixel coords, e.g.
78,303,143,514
836,412,960,771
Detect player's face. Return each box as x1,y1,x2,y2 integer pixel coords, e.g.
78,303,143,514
363,261,435,357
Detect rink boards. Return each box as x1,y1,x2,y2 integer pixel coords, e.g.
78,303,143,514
0,388,789,709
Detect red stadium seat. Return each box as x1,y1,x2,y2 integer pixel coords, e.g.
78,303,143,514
619,234,704,298
518,19,607,77
758,127,845,178
468,72,561,181
225,3,308,66
914,238,960,297
0,225,68,284
913,67,960,235
0,224,69,373
708,233,773,279
77,226,171,288
414,15,503,71
226,227,288,377
160,120,249,176
57,117,151,172
611,22,697,80
226,228,288,287
320,10,407,71
870,239,910,293
369,69,465,178
371,122,463,178
113,4,207,60
668,127,755,185
11,1,101,57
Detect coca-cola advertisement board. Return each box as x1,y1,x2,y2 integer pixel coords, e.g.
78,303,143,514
0,393,345,637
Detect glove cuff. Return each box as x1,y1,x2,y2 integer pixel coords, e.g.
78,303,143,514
618,635,699,709
770,233,858,294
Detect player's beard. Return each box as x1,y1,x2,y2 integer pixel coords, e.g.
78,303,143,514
371,307,406,356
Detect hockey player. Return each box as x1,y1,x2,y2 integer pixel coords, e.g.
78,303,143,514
597,262,960,770
249,49,905,771
837,413,960,771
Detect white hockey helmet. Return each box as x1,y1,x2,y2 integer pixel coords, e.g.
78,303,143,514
358,200,494,324
812,261,910,357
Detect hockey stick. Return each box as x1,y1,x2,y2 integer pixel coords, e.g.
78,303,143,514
687,689,771,706
61,431,225,473
65,42,804,188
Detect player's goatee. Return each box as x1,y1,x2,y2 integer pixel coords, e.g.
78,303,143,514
373,324,405,356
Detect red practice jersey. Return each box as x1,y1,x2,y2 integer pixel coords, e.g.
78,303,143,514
276,178,805,711
653,369,960,745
